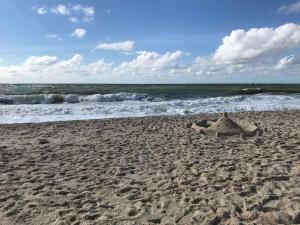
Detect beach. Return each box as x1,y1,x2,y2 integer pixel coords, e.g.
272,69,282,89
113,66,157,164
0,111,299,225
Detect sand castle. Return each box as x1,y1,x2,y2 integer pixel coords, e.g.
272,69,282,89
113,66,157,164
192,112,261,136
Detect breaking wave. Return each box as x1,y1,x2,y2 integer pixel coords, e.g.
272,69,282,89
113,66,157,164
0,93,300,124
0,92,151,105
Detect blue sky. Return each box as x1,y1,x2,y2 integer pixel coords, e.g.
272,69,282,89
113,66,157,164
1,0,300,83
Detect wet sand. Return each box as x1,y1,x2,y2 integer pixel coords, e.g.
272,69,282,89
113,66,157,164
0,111,299,225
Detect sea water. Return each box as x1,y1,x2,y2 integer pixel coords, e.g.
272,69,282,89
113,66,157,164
0,84,299,124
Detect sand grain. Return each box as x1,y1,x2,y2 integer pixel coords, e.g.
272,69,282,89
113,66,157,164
0,111,299,224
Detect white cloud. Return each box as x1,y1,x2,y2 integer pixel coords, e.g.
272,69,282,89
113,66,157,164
46,34,62,41
0,54,113,83
0,51,185,83
213,23,300,64
69,17,79,23
86,60,113,74
0,50,299,83
22,56,57,73
32,6,47,15
72,4,95,18
73,5,83,11
76,5,95,23
278,1,300,14
51,4,70,15
2,23,300,83
82,7,95,17
71,28,86,38
115,51,184,76
96,41,135,51
275,55,300,69
33,4,95,23
24,56,57,66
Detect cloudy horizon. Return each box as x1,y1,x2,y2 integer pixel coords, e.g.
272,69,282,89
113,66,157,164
1,0,300,83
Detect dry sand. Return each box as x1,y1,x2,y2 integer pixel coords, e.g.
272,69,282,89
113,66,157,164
0,111,299,225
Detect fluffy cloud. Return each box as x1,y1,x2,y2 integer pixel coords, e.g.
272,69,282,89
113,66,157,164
0,51,185,83
96,41,135,51
278,1,300,14
2,23,300,83
213,23,300,64
71,28,86,38
24,56,57,66
1,51,273,83
275,55,300,69
33,4,95,23
72,5,95,22
0,55,57,77
0,54,112,83
82,7,95,17
51,4,70,15
0,51,299,83
115,51,183,76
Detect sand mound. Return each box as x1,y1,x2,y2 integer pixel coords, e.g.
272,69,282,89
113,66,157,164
192,112,260,136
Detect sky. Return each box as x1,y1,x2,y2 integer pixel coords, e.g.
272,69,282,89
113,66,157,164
1,0,300,83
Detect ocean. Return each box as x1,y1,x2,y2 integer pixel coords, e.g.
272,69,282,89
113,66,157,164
0,84,300,124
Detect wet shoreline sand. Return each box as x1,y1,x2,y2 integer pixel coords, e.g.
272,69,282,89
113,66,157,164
0,111,299,224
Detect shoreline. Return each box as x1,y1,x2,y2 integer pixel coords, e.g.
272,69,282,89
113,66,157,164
0,110,299,224
0,109,300,126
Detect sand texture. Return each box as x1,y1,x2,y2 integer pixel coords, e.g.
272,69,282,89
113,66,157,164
0,111,299,225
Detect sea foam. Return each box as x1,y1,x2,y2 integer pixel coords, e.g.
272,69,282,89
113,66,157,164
0,93,299,124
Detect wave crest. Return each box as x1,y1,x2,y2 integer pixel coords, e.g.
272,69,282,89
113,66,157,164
0,92,149,105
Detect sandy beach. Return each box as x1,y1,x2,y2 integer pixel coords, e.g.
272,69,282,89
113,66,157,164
0,111,299,225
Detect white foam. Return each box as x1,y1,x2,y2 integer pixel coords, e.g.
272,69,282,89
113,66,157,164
0,94,299,124
0,92,148,105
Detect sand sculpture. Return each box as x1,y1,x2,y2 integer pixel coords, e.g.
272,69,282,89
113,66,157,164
192,112,261,136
